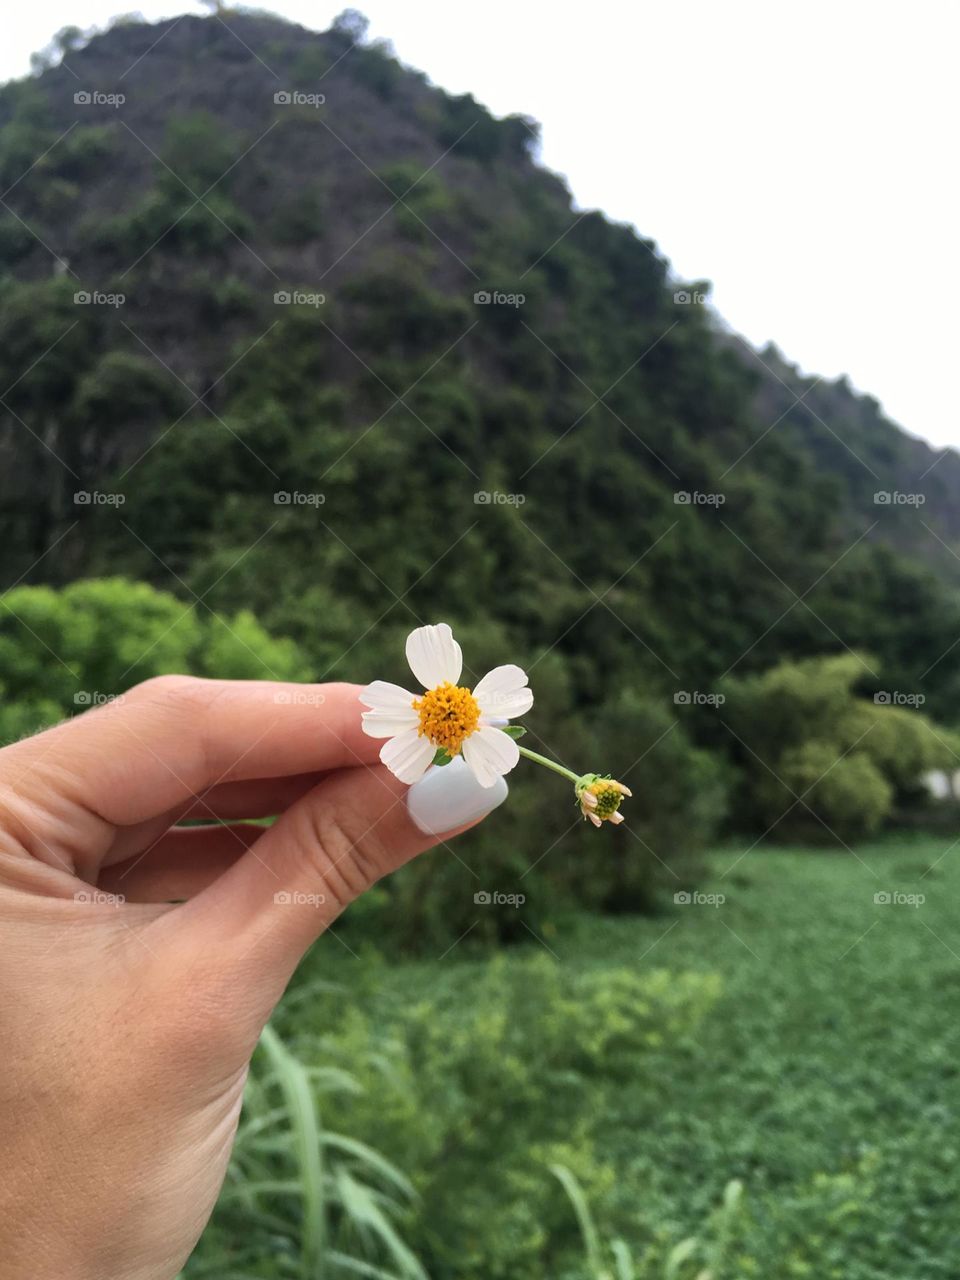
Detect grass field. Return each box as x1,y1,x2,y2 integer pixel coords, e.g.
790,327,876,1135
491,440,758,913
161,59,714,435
190,834,960,1279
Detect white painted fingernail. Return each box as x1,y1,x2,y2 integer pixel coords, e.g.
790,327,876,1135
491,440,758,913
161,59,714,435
407,756,508,835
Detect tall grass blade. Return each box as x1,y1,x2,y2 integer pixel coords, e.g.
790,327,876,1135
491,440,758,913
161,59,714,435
259,1023,327,1279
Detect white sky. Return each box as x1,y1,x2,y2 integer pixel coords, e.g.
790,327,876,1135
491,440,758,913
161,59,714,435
3,1,959,450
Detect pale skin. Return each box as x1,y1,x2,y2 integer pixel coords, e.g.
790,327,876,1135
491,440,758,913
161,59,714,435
0,675,482,1279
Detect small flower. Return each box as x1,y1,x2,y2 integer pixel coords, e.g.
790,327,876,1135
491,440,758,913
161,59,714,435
359,623,533,787
576,774,632,828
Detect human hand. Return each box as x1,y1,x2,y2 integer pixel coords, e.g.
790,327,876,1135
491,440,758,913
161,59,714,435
0,676,505,1279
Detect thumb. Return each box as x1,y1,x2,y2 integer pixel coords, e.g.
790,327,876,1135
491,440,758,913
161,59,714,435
170,757,506,1023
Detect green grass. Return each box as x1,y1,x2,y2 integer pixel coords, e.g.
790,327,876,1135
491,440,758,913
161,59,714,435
193,834,960,1278
566,834,960,1278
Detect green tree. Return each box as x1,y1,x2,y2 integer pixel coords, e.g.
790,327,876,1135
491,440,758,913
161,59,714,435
722,654,959,840
0,577,309,746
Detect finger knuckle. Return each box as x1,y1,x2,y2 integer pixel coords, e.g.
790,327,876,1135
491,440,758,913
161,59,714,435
296,801,385,912
129,673,209,708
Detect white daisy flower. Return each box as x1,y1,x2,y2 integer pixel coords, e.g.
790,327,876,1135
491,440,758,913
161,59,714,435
359,623,533,788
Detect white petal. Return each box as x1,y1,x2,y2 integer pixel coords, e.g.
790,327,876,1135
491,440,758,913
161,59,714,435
362,708,420,738
406,623,462,689
461,724,520,788
379,728,435,784
359,681,419,738
473,664,533,719
359,680,419,711
360,680,417,742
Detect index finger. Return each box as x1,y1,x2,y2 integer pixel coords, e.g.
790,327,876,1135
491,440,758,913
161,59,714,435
1,676,381,828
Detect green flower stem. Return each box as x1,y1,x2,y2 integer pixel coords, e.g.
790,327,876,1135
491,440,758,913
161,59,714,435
517,744,582,786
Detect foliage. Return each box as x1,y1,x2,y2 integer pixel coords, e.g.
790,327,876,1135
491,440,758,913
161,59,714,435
184,1022,428,1280
192,835,960,1278
721,653,960,839
262,953,721,1280
0,577,310,745
241,837,960,1280
182,956,742,1280
29,24,93,74
553,1166,745,1280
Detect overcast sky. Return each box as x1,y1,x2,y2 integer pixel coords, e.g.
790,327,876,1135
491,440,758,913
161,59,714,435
4,1,958,450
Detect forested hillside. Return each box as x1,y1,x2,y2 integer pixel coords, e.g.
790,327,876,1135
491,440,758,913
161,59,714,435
739,338,960,581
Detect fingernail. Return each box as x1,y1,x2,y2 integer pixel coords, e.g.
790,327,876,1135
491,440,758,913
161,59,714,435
407,756,508,835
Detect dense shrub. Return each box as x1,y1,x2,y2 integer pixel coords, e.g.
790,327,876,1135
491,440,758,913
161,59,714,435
50,124,116,180
772,742,892,839
0,577,309,744
722,654,960,840
83,186,252,260
267,954,721,1280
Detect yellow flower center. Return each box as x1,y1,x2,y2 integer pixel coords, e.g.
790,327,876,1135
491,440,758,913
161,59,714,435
586,781,624,820
413,682,481,755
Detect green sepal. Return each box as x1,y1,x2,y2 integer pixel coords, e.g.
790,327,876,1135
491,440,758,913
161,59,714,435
501,725,527,740
432,748,454,766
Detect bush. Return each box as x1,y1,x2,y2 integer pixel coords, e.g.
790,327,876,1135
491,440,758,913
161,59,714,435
568,687,730,909
769,742,892,839
50,124,116,180
271,954,721,1280
850,701,960,799
83,186,252,261
71,351,189,435
722,653,960,840
0,577,309,745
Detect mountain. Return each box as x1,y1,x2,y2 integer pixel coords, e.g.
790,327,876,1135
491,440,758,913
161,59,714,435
732,337,960,582
1,9,959,722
